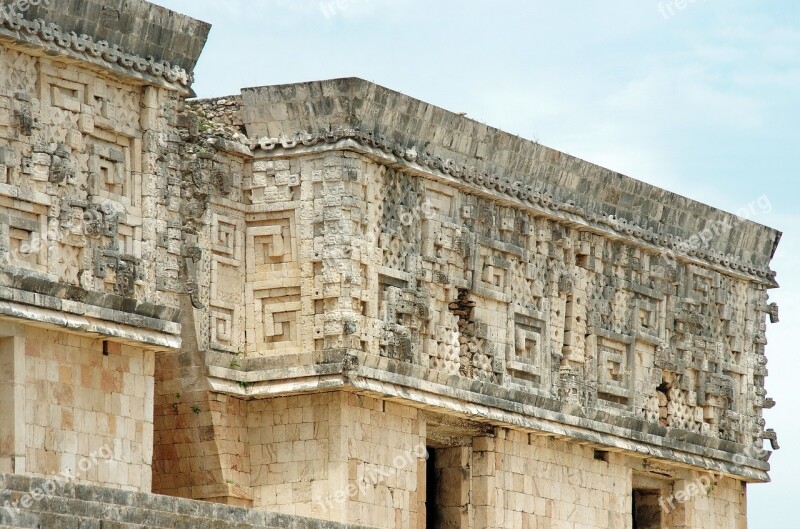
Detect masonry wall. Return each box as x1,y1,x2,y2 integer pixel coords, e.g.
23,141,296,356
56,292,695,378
152,348,252,506
488,429,631,529
483,428,748,529
343,395,425,529
0,336,23,476
677,473,746,529
246,392,425,529
0,322,154,492
245,396,750,529
247,393,334,518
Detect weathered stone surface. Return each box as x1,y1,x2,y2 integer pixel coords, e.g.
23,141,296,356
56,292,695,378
144,78,778,527
0,473,378,529
0,0,202,496
176,79,779,460
0,2,780,528
3,0,210,92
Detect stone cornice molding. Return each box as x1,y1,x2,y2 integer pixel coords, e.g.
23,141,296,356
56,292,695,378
0,12,193,92
0,300,180,349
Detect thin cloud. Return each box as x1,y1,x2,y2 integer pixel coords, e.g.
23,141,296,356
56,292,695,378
607,66,764,129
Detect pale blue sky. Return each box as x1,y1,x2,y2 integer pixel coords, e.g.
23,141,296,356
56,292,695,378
155,1,799,525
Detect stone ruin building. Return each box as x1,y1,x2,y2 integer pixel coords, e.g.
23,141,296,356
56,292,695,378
0,1,782,529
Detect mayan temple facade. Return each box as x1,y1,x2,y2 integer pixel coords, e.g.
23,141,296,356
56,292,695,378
0,2,782,529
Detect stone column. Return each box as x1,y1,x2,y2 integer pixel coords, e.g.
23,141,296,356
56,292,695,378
473,436,496,529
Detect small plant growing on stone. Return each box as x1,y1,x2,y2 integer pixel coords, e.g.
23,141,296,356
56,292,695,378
705,481,717,495
191,405,201,414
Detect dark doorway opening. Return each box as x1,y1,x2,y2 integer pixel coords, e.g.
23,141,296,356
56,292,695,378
632,488,663,529
426,447,438,529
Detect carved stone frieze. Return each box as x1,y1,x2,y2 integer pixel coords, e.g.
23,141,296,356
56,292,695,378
248,128,777,284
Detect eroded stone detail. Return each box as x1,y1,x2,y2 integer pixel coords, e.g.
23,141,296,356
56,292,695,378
248,128,777,284
0,4,782,524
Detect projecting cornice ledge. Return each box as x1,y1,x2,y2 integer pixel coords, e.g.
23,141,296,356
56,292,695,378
205,350,771,483
0,270,182,346
0,0,210,94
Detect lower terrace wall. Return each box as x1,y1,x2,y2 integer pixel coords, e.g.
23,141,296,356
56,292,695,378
153,347,251,506
153,389,427,528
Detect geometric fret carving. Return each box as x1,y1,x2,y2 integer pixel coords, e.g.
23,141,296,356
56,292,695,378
506,312,548,388
210,303,239,353
88,139,137,208
211,214,242,266
252,224,290,263
244,211,300,356
50,79,86,113
250,288,301,352
246,212,297,275
3,213,46,272
596,334,634,408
